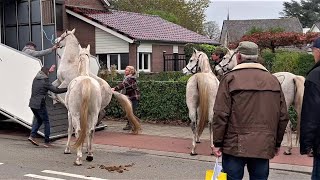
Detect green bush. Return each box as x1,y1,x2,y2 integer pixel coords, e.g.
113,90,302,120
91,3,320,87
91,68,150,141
105,80,189,121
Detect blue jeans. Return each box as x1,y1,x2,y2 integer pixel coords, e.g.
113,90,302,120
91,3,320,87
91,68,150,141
222,153,269,180
30,105,50,143
312,155,320,180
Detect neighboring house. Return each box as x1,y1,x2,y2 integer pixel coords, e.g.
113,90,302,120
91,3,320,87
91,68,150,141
309,22,320,32
220,18,303,47
62,6,218,73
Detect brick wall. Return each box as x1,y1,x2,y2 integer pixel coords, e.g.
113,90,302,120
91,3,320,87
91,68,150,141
129,44,137,69
152,44,173,72
65,0,105,10
68,15,96,55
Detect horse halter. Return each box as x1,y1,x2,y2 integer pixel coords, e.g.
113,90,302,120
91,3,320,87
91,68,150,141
216,52,236,74
57,31,72,48
185,54,202,74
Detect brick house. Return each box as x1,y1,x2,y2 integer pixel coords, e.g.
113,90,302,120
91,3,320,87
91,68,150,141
62,0,218,73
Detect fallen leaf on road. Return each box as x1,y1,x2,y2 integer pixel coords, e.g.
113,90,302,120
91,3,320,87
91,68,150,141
99,163,134,173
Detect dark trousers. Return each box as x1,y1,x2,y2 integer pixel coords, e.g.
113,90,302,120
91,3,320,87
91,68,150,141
30,105,50,143
222,153,269,180
312,155,320,180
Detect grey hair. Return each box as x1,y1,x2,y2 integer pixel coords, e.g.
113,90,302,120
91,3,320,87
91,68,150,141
239,53,258,61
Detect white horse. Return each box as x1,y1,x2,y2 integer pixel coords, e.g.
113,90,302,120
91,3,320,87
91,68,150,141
64,45,102,165
215,49,305,155
182,49,219,155
54,29,141,134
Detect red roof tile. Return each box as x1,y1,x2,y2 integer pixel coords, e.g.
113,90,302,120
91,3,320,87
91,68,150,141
67,6,219,45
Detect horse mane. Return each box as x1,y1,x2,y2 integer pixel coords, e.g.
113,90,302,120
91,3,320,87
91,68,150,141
78,54,89,76
197,51,212,73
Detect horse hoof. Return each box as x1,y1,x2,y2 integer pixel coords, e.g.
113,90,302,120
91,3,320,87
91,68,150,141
73,162,82,166
196,141,201,144
283,151,292,155
86,156,93,162
210,153,215,156
64,151,71,154
190,152,198,156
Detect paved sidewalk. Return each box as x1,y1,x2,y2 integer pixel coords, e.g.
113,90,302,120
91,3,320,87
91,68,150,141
89,119,313,173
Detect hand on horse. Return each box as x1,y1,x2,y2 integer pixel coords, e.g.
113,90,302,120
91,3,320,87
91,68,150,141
49,65,56,73
211,145,222,157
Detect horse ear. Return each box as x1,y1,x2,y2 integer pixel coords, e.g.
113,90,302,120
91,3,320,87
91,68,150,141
78,44,82,49
86,44,90,52
193,48,198,54
71,28,76,34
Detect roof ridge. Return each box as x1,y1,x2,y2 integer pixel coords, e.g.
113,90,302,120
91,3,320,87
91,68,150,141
110,9,160,18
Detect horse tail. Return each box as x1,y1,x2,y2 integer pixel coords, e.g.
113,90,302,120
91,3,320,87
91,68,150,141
73,78,90,148
112,91,141,134
293,75,305,144
196,73,209,137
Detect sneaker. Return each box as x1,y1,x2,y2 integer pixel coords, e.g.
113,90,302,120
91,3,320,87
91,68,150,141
43,143,53,148
28,137,39,146
122,125,132,130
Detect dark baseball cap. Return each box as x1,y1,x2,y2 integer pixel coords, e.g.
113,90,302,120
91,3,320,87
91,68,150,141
311,37,320,48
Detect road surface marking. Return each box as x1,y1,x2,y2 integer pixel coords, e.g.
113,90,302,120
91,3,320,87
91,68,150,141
24,174,65,180
0,163,3,165
42,170,108,180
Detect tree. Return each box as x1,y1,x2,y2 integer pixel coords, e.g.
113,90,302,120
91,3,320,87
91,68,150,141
229,32,320,53
280,0,320,28
203,21,220,40
110,0,210,33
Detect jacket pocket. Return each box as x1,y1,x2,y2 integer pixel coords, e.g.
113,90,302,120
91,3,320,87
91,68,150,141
238,132,276,158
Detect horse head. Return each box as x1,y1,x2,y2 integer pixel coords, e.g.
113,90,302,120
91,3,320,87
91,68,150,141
182,49,211,75
55,28,77,48
78,44,91,76
215,49,237,76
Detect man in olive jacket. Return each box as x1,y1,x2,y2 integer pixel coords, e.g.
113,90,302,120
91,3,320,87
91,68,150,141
212,41,289,180
300,37,320,179
28,67,67,148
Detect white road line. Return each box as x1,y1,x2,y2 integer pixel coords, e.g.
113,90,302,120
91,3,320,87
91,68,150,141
42,170,108,180
0,163,3,165
24,174,65,180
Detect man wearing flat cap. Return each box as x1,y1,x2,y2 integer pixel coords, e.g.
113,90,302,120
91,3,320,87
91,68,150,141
211,41,289,180
22,41,57,58
300,37,320,179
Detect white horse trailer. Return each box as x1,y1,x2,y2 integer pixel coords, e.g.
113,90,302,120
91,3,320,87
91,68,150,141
0,43,105,139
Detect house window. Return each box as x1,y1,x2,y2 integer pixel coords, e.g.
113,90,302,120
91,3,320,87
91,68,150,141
98,53,129,72
138,53,151,72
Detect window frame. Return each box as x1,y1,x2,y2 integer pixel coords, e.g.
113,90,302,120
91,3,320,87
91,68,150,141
138,52,151,72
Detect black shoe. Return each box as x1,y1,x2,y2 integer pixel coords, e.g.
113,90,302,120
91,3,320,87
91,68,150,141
123,125,132,130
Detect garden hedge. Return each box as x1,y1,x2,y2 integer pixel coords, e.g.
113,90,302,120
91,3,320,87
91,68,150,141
102,50,314,127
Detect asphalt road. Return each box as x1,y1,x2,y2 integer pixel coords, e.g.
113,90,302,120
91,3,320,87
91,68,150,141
0,121,312,180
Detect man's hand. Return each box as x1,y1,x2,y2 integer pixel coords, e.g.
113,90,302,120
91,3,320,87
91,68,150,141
49,65,56,73
111,88,115,91
52,45,58,50
211,145,222,157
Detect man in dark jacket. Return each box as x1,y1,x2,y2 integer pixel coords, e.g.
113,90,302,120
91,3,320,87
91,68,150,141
28,67,67,148
212,41,289,180
300,37,320,179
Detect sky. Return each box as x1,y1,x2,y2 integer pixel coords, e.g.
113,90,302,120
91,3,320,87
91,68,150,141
205,0,291,29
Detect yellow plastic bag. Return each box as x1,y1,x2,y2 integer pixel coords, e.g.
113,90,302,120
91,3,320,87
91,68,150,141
205,170,227,180
205,158,227,180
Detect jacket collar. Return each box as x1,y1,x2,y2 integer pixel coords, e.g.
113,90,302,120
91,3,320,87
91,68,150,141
232,62,268,72
307,60,320,75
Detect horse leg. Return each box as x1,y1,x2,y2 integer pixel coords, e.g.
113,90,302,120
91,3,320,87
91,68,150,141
284,121,292,155
51,79,61,105
195,108,201,144
64,112,72,154
74,128,83,166
209,111,214,155
86,129,94,162
189,109,198,156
